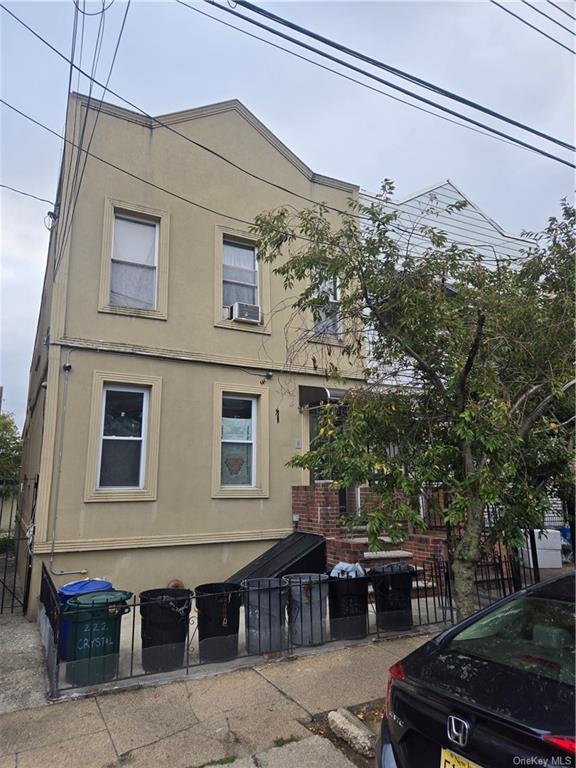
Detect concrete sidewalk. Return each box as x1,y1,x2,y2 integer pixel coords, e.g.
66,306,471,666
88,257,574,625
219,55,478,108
0,633,431,768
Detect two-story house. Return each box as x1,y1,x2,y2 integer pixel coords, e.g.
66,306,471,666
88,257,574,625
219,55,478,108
19,93,362,610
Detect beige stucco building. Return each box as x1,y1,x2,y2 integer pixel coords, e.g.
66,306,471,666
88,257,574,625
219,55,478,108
19,93,362,610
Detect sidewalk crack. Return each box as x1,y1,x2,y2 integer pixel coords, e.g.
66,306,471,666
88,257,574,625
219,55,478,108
95,697,121,763
253,667,313,721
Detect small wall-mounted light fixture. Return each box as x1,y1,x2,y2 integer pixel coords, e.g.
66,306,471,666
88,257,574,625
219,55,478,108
41,381,47,389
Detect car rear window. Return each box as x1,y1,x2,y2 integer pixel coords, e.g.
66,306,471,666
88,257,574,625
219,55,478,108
447,595,575,686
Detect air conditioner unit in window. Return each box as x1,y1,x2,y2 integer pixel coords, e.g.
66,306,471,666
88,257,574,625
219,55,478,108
230,302,261,324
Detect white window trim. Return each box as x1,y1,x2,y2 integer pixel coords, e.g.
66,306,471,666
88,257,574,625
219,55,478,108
84,371,162,503
97,385,149,491
220,394,257,489
211,382,269,498
110,214,159,312
213,225,271,335
99,197,170,321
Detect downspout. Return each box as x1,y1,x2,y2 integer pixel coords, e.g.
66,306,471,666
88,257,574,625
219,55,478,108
49,349,87,576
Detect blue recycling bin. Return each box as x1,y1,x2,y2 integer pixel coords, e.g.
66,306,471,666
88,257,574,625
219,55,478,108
57,579,113,660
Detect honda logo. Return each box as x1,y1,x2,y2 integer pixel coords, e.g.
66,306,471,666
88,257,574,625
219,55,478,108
447,715,470,748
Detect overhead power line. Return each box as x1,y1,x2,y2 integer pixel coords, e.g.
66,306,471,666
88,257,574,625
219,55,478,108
180,3,549,162
0,184,55,205
0,98,531,265
0,2,535,257
2,0,573,242
520,0,575,34
224,0,574,151
489,0,575,54
545,0,576,22
56,0,108,267
181,1,574,167
56,0,132,271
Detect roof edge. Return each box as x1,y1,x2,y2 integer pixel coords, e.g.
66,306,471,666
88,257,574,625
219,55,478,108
70,92,358,194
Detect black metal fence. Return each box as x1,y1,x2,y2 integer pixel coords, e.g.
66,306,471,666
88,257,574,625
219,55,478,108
0,476,36,614
38,554,534,699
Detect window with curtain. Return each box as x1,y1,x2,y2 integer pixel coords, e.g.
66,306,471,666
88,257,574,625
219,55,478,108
221,395,256,486
223,239,258,311
110,215,158,310
98,386,148,488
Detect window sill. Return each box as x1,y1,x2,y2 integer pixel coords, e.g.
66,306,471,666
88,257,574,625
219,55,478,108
308,334,344,347
212,487,269,499
84,488,157,503
214,319,271,336
98,305,167,321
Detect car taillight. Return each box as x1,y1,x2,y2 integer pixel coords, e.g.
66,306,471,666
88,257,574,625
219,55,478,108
543,735,576,754
385,661,405,714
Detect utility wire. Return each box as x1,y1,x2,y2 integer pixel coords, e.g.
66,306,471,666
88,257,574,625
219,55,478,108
57,0,108,268
53,0,79,265
489,0,575,54
73,0,115,15
2,0,573,244
179,3,547,162
545,0,576,22
182,1,574,167
0,99,531,264
0,184,55,205
520,0,575,35
225,0,574,150
0,0,547,245
56,0,132,271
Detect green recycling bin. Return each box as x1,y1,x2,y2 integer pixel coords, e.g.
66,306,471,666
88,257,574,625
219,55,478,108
64,589,132,686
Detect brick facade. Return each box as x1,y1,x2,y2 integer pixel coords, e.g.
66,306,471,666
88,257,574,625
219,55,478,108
293,484,451,567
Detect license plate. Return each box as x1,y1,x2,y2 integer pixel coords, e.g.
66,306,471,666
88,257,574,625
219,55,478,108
440,747,481,768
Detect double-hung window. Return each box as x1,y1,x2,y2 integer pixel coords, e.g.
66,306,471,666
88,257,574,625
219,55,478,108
314,276,340,338
223,239,258,312
220,395,256,487
110,214,158,310
97,385,149,489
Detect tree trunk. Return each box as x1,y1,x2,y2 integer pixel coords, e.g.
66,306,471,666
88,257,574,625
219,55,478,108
452,495,485,622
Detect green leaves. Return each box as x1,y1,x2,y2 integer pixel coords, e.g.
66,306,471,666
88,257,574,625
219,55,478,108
0,413,21,481
252,188,574,563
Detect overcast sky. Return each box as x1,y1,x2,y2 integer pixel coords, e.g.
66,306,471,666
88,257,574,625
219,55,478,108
1,0,574,428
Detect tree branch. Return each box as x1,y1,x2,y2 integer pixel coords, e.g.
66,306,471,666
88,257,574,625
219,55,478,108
510,383,545,415
456,310,485,413
519,379,576,439
356,269,447,397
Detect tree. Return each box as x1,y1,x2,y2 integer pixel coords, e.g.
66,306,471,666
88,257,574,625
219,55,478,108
253,185,574,620
0,412,22,482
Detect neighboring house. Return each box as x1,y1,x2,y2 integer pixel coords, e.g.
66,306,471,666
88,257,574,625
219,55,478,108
295,180,538,568
19,93,361,611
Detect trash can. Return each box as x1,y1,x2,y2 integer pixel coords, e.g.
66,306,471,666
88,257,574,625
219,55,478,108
286,573,329,647
140,588,192,673
64,589,132,686
242,578,288,655
371,563,415,631
329,576,369,640
57,578,113,660
195,582,242,663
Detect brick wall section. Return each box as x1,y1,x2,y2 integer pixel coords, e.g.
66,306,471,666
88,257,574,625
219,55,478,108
292,485,348,538
293,485,355,565
402,530,448,566
293,485,451,567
